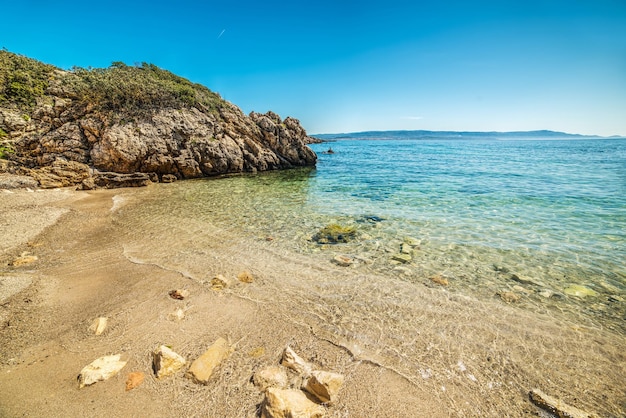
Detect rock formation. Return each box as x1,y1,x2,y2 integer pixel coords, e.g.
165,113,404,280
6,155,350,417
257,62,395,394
0,51,317,189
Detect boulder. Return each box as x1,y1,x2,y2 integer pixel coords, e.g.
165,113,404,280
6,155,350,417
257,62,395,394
261,388,326,418
302,370,344,404
564,285,598,297
78,354,127,388
187,337,234,384
91,171,152,189
152,345,186,379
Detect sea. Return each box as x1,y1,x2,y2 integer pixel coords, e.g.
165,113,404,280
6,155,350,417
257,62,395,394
123,133,626,333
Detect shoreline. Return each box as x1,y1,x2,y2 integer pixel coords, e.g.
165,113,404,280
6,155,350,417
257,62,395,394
0,186,624,417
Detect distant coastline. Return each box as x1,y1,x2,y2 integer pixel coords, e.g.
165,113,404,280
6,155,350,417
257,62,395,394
312,129,624,141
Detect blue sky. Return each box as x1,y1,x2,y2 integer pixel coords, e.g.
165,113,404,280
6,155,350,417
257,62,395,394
3,1,625,135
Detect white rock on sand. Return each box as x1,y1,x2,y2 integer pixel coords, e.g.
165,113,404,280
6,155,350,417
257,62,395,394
78,354,127,388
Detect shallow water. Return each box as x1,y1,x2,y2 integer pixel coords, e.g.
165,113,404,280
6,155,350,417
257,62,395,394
107,137,626,415
120,137,625,331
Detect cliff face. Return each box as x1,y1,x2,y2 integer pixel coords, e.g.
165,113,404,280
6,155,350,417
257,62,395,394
0,52,316,189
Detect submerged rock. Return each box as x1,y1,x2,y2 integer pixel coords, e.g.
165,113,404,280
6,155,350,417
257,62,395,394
312,224,357,244
564,285,598,298
430,274,449,286
529,388,599,418
187,337,234,384
497,291,521,303
391,253,412,264
281,346,312,377
332,255,353,267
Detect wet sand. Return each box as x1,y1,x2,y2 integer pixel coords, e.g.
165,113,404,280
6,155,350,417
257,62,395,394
0,186,624,417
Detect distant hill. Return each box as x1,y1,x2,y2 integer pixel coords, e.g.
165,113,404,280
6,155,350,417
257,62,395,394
313,130,612,141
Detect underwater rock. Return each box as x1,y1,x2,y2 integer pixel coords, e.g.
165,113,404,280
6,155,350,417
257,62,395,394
210,274,233,290
391,253,412,264
187,337,234,384
168,289,189,300
237,270,254,283
564,285,598,297
10,252,38,267
529,388,599,418
332,255,353,267
497,291,520,303
430,274,449,286
400,243,413,255
312,224,357,244
403,236,420,247
510,274,546,288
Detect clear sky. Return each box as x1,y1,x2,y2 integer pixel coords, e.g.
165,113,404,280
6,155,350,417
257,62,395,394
3,1,626,135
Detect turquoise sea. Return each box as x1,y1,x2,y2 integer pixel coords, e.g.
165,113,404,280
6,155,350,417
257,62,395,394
123,134,626,333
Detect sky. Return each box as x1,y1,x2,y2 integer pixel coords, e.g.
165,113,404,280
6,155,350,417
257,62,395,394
2,0,626,136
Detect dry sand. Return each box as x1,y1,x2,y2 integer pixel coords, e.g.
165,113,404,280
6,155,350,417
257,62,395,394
0,186,624,417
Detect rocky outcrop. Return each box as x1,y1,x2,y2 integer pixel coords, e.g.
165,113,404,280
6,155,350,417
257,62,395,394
0,53,317,189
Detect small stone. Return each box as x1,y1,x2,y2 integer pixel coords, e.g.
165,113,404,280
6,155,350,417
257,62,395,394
253,366,289,391
210,274,232,290
261,388,326,418
281,346,312,377
302,370,344,404
168,289,189,300
498,291,521,303
529,388,599,418
430,274,449,286
510,274,546,287
10,253,38,267
564,285,598,298
89,317,108,335
403,236,420,247
332,255,353,267
78,354,127,388
608,295,623,303
152,345,186,379
400,243,412,254
237,270,254,283
538,289,555,299
248,347,265,358
161,174,177,183
168,308,186,321
512,285,533,295
125,372,145,391
187,337,234,384
391,253,412,263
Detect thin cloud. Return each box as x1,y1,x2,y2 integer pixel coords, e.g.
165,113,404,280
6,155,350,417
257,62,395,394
217,29,226,39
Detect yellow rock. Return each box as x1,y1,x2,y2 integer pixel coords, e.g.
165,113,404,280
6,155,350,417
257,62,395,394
152,345,186,379
430,274,449,286
89,317,108,335
187,337,233,384
11,253,38,267
237,270,254,283
302,370,344,404
261,388,325,418
253,365,289,391
125,372,145,391
564,285,598,297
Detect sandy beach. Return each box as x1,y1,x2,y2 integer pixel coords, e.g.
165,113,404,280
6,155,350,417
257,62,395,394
0,185,624,417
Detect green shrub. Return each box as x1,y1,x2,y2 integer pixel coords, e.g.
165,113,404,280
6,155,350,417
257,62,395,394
0,50,54,108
